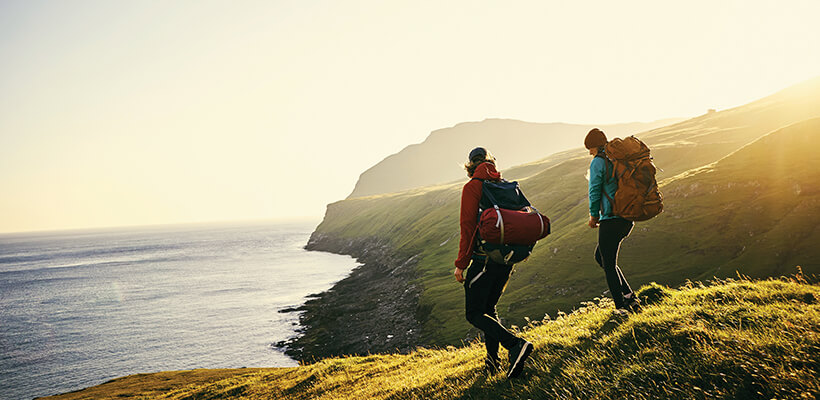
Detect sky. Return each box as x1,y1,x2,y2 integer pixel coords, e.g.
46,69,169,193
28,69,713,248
1,0,819,234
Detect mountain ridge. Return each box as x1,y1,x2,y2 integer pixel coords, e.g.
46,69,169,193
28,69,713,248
348,118,684,198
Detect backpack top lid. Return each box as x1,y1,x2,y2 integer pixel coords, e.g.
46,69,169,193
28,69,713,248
476,179,531,211
604,136,650,161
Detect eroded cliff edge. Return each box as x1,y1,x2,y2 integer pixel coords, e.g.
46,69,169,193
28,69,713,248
277,233,423,361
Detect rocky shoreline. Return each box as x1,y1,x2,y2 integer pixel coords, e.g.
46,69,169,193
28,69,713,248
274,232,423,362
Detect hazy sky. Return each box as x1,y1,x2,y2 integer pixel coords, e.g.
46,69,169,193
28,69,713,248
1,1,819,233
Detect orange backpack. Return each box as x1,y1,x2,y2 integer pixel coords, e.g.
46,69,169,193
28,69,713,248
602,136,664,221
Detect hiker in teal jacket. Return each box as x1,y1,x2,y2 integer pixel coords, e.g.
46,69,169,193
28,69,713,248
588,151,619,222
585,128,641,314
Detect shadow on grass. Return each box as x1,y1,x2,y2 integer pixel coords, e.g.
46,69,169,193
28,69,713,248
385,276,819,399
378,310,632,400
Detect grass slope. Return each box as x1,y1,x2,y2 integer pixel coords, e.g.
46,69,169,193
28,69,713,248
311,78,820,347
45,276,820,399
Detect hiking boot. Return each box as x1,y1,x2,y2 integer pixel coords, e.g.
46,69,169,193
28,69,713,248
484,356,500,374
612,308,630,317
625,295,642,312
507,339,533,378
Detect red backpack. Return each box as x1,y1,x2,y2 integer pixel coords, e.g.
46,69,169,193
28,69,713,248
473,179,550,265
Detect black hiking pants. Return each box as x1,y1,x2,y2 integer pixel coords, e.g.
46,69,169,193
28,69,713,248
594,217,636,309
464,259,519,359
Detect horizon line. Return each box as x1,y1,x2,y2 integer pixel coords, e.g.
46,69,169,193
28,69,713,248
0,215,324,237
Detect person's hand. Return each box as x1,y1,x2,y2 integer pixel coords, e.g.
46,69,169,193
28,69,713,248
454,268,465,283
588,216,600,229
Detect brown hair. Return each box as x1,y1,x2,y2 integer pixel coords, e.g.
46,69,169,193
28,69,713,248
464,158,496,177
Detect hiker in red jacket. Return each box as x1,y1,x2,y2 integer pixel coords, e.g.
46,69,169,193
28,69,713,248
454,147,533,379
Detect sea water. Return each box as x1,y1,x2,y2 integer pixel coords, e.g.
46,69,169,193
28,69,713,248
0,220,358,399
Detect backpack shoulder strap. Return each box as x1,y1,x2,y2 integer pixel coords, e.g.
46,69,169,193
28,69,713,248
470,177,488,205
470,177,488,220
595,154,616,212
595,154,616,183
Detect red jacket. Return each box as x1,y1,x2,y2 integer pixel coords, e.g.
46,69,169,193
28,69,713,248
454,162,501,269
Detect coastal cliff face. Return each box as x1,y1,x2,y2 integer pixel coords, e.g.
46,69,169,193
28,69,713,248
279,233,423,361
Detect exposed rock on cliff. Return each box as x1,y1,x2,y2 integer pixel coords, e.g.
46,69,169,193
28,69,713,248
277,233,422,361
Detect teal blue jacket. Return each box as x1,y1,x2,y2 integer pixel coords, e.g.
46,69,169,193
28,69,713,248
588,155,618,221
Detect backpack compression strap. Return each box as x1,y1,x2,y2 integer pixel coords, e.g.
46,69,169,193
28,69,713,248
471,178,506,244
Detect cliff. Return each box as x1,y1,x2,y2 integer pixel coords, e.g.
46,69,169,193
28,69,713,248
276,234,423,360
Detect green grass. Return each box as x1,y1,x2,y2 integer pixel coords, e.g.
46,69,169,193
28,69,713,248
308,78,820,346
46,274,820,399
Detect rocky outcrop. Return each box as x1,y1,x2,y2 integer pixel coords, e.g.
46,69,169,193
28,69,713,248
275,233,422,361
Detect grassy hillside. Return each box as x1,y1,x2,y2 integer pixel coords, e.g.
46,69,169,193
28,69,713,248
348,118,681,198
309,77,820,348
504,75,820,183
45,276,820,399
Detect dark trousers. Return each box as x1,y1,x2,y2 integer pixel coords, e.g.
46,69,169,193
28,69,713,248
594,218,636,308
464,259,519,359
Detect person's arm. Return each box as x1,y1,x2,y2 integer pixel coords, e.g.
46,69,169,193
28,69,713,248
454,180,482,281
588,157,605,228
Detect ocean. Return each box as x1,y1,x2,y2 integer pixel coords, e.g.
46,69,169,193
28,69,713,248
0,220,358,400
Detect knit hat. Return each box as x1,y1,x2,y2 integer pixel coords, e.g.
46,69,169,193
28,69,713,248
584,128,607,149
